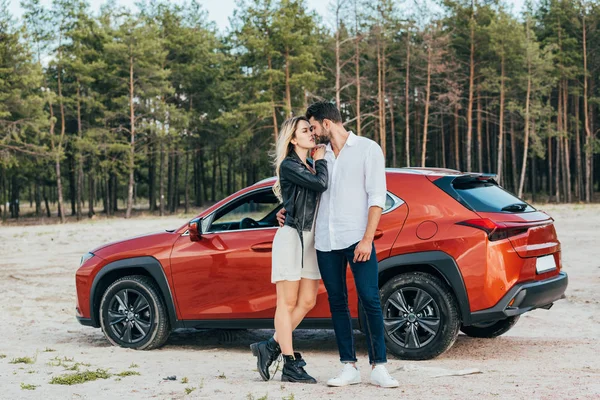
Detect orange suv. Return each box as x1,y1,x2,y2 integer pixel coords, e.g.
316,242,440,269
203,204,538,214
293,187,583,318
75,168,568,360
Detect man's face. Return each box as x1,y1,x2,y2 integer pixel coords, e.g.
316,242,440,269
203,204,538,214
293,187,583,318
308,117,331,145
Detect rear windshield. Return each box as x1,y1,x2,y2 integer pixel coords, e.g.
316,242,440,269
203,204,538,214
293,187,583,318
452,180,536,213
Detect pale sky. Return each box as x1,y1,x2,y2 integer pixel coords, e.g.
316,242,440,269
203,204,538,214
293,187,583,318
8,0,331,32
8,0,526,33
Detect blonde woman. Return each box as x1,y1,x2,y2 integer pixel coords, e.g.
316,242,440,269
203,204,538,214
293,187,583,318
250,116,327,384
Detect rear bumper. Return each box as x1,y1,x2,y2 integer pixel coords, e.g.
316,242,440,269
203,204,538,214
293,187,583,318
468,272,568,325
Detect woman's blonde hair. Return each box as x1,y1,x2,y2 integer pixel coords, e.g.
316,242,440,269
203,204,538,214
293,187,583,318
272,116,309,202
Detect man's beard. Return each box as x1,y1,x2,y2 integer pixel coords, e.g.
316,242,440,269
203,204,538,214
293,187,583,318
315,129,331,145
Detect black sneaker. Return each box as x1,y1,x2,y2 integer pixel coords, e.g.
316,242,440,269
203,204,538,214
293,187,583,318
250,337,281,381
281,353,317,384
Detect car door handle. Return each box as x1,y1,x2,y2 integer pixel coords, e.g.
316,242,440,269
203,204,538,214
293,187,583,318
251,242,273,252
374,229,384,240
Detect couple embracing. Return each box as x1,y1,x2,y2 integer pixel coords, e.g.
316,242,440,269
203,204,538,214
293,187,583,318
250,102,398,388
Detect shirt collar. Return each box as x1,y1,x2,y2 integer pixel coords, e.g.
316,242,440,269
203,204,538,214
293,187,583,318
346,131,357,146
325,131,356,153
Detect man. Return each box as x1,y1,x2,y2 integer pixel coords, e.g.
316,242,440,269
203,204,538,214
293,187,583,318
277,102,398,388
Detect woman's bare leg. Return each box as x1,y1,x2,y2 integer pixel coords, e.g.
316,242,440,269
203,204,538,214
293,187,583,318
274,280,300,355
274,278,319,343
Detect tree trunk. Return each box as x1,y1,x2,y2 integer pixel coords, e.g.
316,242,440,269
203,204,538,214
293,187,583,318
548,136,553,199
555,88,562,203
421,45,432,167
76,81,83,220
88,162,95,217
404,31,410,166
510,117,518,193
388,90,396,167
173,148,180,213
211,147,217,203
268,55,279,142
441,114,446,168
496,56,505,184
43,185,51,218
55,65,66,223
159,137,165,216
149,141,156,212
285,49,292,117
355,30,362,136
466,11,476,172
126,55,135,218
218,148,224,197
227,154,233,195
575,91,582,201
184,151,190,214
454,103,460,170
103,175,109,215
583,12,592,202
49,97,66,223
563,83,571,202
376,40,383,147
335,6,341,109
477,85,483,172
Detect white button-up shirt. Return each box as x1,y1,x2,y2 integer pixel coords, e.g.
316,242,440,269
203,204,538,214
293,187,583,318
314,131,387,252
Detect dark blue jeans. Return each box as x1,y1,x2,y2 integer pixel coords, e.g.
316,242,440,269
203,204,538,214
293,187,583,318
317,242,387,365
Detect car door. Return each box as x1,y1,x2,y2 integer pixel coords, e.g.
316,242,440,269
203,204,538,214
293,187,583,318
170,187,281,320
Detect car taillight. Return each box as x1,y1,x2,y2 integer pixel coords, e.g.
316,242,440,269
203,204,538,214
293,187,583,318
456,218,528,241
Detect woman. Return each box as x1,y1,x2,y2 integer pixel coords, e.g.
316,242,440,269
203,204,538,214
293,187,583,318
250,116,328,384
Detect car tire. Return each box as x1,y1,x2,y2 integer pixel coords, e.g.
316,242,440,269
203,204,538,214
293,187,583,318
99,275,171,350
460,315,520,338
379,272,460,360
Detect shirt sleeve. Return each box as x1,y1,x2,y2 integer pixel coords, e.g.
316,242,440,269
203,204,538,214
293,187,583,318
364,142,387,209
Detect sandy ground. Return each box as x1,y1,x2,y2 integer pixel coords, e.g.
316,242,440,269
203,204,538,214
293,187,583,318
0,205,599,400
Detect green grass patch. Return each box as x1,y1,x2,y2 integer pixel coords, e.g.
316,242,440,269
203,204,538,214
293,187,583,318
217,372,226,379
49,369,111,385
246,394,268,400
181,376,189,384
0,354,6,359
43,348,56,352
129,362,139,369
185,387,196,395
20,383,37,391
115,370,140,377
9,357,35,365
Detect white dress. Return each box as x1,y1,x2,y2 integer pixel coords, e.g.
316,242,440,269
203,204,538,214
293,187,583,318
271,224,321,283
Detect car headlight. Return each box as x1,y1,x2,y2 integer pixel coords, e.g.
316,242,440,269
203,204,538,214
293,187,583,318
80,252,94,266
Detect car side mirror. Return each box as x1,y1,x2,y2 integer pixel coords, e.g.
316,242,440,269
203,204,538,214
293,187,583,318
189,217,202,242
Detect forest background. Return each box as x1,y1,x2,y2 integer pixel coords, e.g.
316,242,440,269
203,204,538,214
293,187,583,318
1,0,599,222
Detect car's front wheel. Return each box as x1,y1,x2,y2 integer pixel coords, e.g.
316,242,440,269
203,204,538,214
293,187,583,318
380,272,460,360
99,275,171,350
460,315,520,338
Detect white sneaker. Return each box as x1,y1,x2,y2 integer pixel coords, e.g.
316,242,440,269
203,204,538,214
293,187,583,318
327,364,362,387
370,365,399,388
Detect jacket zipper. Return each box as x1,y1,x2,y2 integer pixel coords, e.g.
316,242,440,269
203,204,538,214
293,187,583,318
301,190,307,230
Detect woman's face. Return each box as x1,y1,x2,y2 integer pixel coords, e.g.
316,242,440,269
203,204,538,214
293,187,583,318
291,120,316,150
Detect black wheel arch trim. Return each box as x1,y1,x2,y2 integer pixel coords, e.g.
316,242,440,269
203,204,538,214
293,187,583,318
89,256,180,329
378,251,473,325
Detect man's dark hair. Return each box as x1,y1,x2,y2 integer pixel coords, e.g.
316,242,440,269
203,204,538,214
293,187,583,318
306,101,342,124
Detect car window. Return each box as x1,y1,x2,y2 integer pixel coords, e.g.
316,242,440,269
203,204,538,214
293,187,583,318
382,192,404,214
452,180,535,213
207,189,281,232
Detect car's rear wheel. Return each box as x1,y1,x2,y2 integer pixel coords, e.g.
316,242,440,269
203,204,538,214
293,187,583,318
380,272,460,360
460,315,520,338
99,275,171,350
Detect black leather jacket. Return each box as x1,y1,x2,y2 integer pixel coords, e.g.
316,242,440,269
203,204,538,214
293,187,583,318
279,151,328,267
